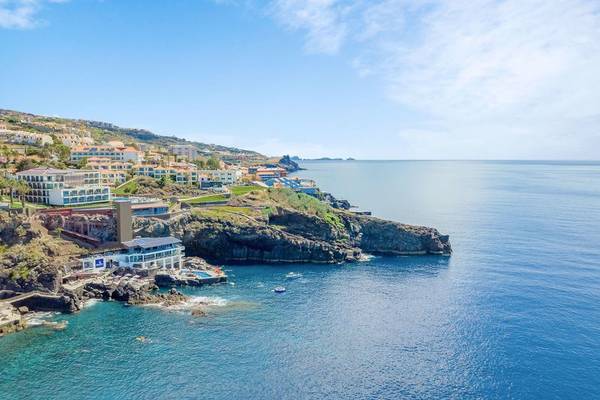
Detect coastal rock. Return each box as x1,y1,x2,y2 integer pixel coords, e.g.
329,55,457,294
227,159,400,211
0,305,26,336
135,190,451,264
342,214,452,255
278,155,302,172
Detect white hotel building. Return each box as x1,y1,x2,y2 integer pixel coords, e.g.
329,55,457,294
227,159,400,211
198,169,243,185
71,145,144,163
16,168,111,206
81,237,184,271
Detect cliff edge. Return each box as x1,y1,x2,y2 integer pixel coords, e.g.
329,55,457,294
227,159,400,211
135,189,451,264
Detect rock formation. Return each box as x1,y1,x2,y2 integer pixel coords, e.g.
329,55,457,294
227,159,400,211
134,188,451,264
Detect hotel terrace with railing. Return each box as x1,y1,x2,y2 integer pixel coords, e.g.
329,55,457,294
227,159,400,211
81,237,184,271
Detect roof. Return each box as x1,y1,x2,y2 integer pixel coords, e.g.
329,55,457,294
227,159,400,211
121,237,181,249
16,167,95,176
131,201,168,210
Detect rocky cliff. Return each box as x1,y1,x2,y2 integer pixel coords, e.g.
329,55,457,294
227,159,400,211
0,212,84,293
278,155,303,172
135,189,451,264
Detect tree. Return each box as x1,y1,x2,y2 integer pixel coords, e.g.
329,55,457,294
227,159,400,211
77,156,89,168
206,156,220,170
193,159,206,169
0,177,7,200
14,180,30,211
158,175,172,188
5,177,19,206
15,158,37,172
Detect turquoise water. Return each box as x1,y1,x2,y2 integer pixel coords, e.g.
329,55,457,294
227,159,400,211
2,160,600,399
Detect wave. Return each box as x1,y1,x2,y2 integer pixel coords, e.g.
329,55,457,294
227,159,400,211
24,311,58,326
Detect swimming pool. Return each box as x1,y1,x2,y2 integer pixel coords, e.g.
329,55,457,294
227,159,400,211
192,271,212,279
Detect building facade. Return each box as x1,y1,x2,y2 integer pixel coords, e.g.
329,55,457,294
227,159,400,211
0,129,53,146
263,177,318,194
133,162,199,184
198,169,242,185
168,144,200,161
54,133,94,148
85,158,132,186
16,168,111,206
81,237,184,271
71,145,144,163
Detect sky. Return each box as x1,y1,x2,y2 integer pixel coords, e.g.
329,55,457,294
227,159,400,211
1,0,599,159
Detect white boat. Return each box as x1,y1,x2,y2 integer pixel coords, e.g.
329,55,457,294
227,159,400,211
273,286,286,293
285,272,302,279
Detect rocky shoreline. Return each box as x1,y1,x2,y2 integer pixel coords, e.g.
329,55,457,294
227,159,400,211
0,186,451,337
135,189,451,265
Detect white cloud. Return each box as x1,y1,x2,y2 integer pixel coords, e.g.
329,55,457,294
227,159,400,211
267,0,600,158
271,0,351,54
0,0,66,29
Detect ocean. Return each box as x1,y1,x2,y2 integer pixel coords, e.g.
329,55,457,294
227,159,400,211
1,160,600,399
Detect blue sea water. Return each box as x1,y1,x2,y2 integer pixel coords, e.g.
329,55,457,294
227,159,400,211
2,160,600,399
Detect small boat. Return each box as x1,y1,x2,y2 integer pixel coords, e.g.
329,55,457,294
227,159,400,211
285,272,302,279
273,286,286,293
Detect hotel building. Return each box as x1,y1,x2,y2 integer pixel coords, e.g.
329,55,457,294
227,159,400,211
16,168,111,206
198,169,243,185
81,237,184,271
71,145,144,163
168,144,200,161
133,162,199,184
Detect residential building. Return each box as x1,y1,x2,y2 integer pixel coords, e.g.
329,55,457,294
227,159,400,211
70,145,144,163
86,157,133,171
54,133,94,148
198,169,243,185
168,144,200,161
133,162,199,184
248,166,287,181
131,200,169,216
263,177,318,194
80,237,184,271
0,129,53,146
111,197,170,216
16,168,111,206
85,158,132,186
106,140,125,148
98,169,128,186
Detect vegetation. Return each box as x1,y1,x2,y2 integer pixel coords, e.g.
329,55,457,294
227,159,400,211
256,188,344,229
183,185,264,205
112,178,139,196
191,205,261,223
0,109,266,160
230,185,266,196
205,156,221,170
185,194,228,204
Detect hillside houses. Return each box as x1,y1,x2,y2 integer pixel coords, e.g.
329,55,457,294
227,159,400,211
71,145,144,163
0,129,53,146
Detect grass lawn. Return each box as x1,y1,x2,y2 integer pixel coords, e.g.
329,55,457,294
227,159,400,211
192,205,260,220
185,194,228,204
0,196,49,209
184,185,265,205
112,178,138,196
229,185,266,196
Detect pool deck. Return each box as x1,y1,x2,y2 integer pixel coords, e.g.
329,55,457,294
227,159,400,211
154,268,227,288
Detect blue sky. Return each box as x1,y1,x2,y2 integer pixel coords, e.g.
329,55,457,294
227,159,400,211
1,0,599,159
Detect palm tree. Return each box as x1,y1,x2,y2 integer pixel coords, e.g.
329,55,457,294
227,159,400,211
5,177,18,206
0,177,7,201
14,180,30,211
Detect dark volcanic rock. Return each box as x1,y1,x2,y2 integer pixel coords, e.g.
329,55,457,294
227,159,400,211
342,214,452,255
278,155,303,172
135,198,451,265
